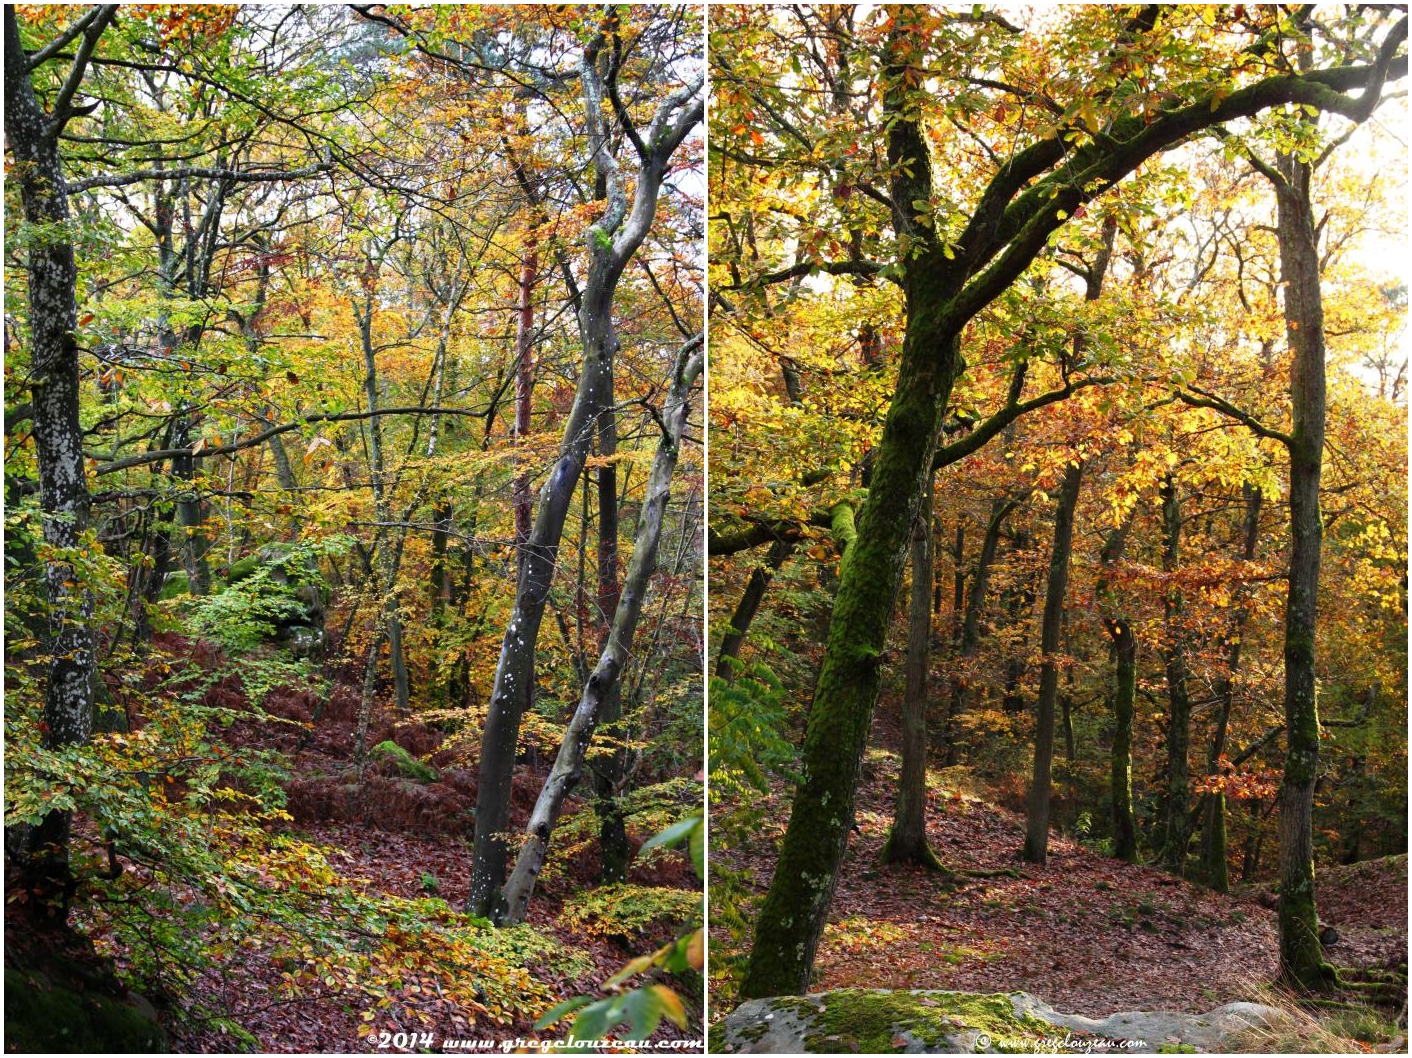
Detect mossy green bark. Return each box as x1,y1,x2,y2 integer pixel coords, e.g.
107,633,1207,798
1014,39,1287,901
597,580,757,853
1271,129,1332,994
1111,630,1139,863
740,22,967,997
883,474,943,871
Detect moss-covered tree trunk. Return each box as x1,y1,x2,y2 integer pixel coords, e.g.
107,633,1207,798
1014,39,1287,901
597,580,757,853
1269,142,1334,993
1096,512,1137,862
1159,474,1192,873
741,23,967,997
1022,460,1082,865
883,473,942,869
1200,482,1262,892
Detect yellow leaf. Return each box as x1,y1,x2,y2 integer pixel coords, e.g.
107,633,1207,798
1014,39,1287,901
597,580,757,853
605,953,654,987
686,928,704,970
650,986,688,1029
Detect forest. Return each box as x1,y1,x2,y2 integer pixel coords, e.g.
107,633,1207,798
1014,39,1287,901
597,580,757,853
5,4,704,1053
708,5,1408,1054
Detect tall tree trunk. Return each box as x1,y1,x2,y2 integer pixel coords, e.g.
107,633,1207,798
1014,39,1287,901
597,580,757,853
1022,460,1083,865
1097,513,1138,862
883,472,942,869
1160,474,1192,872
1270,141,1334,992
1200,482,1262,892
358,296,410,715
1020,214,1110,864
592,322,631,883
4,4,115,923
741,26,966,995
499,338,702,923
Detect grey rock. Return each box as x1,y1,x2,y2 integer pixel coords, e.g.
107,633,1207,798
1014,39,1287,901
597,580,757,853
714,988,1294,1054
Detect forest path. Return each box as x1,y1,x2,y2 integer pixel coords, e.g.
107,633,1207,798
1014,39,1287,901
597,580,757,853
730,711,1406,1021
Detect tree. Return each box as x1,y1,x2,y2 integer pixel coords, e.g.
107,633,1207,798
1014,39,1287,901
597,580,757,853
728,4,1407,999
500,334,704,922
4,3,118,922
1022,460,1083,865
461,11,704,921
881,471,942,869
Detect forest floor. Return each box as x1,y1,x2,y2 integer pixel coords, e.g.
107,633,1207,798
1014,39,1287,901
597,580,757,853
123,641,703,1054
716,706,1407,1044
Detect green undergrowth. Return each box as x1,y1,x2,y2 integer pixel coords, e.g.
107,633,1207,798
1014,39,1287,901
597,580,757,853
559,883,699,943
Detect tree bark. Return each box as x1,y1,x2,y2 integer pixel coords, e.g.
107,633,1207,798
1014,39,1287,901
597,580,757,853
467,38,702,918
1270,140,1335,993
883,472,942,869
1200,482,1262,892
591,296,629,883
4,4,116,923
1097,513,1138,862
499,337,702,923
1160,474,1192,872
1022,460,1083,865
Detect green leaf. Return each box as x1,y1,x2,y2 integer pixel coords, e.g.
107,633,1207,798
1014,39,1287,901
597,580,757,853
535,995,594,1030
621,987,664,1040
640,814,699,854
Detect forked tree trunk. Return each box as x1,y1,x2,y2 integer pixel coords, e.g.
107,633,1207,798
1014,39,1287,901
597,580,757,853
467,43,702,918
1022,460,1083,865
883,472,942,869
500,338,702,923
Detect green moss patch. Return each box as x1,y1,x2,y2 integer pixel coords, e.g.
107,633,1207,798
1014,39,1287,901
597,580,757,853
5,967,168,1053
370,740,438,783
778,988,1052,1053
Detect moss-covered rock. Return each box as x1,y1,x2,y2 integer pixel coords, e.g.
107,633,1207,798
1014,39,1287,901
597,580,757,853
5,966,168,1053
713,988,1294,1054
371,740,439,783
